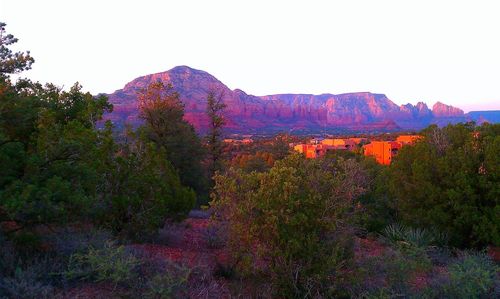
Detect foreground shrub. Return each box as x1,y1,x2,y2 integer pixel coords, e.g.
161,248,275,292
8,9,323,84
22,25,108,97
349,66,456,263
124,247,195,298
441,252,498,298
0,268,54,299
383,223,449,249
388,123,500,248
64,241,141,287
211,154,369,297
203,224,226,249
347,247,431,298
42,227,113,258
144,264,191,298
0,240,65,299
152,222,185,246
353,158,396,234
0,240,16,277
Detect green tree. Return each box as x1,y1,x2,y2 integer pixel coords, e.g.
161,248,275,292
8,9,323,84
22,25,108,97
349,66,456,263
0,24,194,242
211,154,370,297
96,127,195,240
205,88,226,184
388,123,500,248
138,81,207,201
352,156,395,233
1,80,193,238
0,82,112,228
266,133,292,161
0,22,34,77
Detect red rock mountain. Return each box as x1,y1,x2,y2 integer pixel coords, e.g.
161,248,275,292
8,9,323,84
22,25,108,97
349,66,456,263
104,66,466,133
432,101,465,117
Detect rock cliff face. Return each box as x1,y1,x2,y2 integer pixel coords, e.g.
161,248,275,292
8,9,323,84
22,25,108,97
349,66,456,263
104,66,473,133
432,101,464,118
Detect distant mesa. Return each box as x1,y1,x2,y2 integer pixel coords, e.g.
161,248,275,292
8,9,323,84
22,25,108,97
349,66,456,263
466,110,500,124
104,66,499,134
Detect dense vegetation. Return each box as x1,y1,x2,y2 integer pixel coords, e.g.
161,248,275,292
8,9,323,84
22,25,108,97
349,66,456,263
1,23,498,298
0,23,196,238
389,123,500,248
211,131,499,297
212,154,368,297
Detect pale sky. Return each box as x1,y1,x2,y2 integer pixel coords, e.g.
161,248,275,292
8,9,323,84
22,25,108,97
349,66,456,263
1,0,499,112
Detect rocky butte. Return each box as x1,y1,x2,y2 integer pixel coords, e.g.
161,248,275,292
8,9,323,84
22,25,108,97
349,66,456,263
104,66,497,134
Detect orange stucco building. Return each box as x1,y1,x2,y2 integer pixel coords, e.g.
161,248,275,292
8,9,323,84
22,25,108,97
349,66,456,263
295,135,419,163
363,135,421,165
363,141,402,165
294,144,335,159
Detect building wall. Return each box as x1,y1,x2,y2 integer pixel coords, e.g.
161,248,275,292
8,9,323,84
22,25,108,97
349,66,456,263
294,143,334,158
396,135,422,144
373,142,390,165
294,144,307,154
363,141,402,165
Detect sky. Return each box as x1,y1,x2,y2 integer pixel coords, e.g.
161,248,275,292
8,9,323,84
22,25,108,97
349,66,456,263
1,0,499,112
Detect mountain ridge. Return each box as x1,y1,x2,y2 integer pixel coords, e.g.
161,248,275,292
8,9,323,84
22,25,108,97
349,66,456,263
104,66,495,134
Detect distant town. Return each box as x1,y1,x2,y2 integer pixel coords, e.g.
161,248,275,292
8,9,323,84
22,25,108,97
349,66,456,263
292,135,421,164
223,134,422,165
